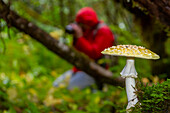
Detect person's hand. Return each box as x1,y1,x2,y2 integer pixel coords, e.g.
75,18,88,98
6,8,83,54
71,23,83,38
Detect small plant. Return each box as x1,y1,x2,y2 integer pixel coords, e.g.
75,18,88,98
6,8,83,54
132,79,170,113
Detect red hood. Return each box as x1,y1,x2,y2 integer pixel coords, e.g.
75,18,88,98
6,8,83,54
75,7,99,27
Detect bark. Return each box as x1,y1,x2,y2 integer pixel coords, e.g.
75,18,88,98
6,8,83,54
59,0,65,28
114,0,170,27
67,0,76,23
0,0,124,87
133,0,170,27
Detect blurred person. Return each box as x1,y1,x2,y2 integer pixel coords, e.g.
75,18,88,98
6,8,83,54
53,7,115,90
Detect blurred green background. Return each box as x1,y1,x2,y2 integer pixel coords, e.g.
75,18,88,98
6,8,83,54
0,0,169,113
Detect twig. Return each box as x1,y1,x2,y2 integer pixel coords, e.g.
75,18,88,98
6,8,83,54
7,26,11,39
0,19,6,54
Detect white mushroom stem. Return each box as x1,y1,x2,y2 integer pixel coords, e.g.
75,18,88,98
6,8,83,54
120,58,138,111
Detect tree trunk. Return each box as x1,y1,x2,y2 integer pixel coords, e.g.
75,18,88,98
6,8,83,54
133,0,170,26
114,0,170,78
0,0,124,87
59,0,65,28
136,15,170,77
67,0,76,23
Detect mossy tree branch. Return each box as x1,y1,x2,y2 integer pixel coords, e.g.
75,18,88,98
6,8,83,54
0,0,124,87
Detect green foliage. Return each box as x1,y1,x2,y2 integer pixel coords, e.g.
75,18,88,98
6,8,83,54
1,0,169,112
0,72,127,112
132,79,170,113
0,27,127,113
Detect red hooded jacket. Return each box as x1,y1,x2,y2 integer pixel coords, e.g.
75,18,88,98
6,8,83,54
73,7,114,72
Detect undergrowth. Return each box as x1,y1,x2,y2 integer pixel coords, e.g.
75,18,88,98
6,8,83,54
132,79,170,113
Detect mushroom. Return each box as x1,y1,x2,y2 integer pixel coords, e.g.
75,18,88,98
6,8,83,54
101,45,160,111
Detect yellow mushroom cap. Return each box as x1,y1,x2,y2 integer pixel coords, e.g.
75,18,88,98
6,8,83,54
101,45,160,59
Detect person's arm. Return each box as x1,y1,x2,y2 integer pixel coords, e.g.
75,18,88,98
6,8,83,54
71,23,83,38
74,27,114,59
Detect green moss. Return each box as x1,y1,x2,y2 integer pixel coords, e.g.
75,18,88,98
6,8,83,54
132,79,170,113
